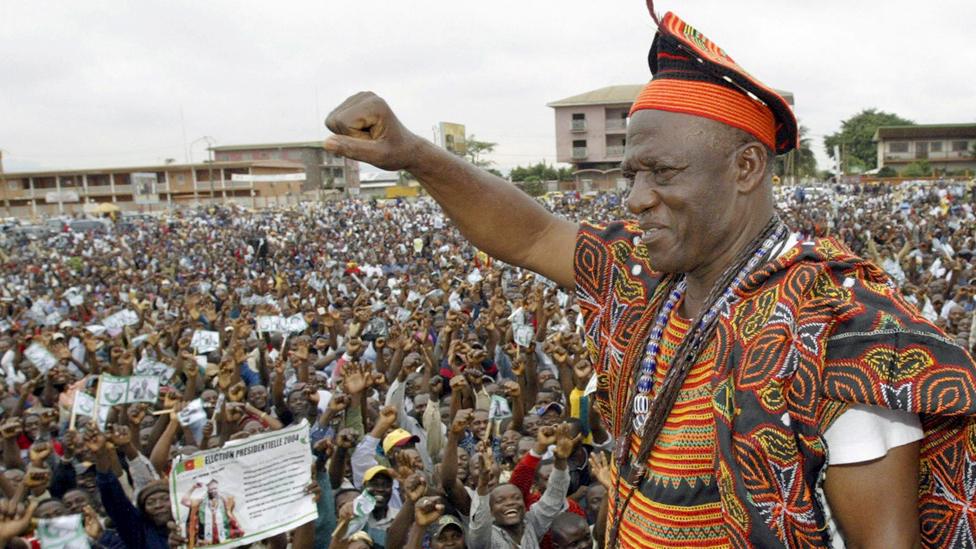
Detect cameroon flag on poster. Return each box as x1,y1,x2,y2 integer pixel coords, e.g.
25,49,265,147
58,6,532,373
177,456,205,474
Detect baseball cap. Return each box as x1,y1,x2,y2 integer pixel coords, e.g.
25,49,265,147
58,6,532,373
382,428,419,454
536,402,564,417
362,465,395,484
428,514,464,538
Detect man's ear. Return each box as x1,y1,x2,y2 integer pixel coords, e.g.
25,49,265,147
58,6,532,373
734,142,768,194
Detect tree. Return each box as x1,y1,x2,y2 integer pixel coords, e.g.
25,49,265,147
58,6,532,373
824,109,914,173
517,177,546,197
775,124,818,179
902,160,932,178
463,135,496,169
509,162,574,182
876,166,898,178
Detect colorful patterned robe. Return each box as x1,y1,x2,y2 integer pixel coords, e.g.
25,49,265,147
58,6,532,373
575,221,976,548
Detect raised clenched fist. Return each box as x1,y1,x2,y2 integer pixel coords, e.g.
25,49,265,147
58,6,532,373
324,92,424,172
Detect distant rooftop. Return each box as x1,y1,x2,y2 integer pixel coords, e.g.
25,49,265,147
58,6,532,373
360,170,399,182
211,140,325,152
547,85,646,108
874,124,976,141
548,84,794,108
5,159,304,178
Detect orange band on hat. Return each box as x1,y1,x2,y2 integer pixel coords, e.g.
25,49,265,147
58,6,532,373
629,78,777,151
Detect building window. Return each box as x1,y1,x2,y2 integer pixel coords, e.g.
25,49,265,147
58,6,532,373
571,113,586,132
952,140,970,152
888,142,909,153
930,141,943,153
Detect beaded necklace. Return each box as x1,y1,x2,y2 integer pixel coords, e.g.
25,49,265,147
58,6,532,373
631,223,788,429
606,217,788,548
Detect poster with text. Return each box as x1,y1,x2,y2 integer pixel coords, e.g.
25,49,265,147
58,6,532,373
169,420,317,548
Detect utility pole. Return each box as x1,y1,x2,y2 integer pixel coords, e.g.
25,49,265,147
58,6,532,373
0,150,9,216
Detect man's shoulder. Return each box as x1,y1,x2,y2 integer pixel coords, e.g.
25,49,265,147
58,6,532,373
578,219,641,247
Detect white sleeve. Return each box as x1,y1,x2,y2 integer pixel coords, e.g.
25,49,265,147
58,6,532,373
823,404,923,465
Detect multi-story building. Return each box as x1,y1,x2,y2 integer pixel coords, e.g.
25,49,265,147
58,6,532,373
212,141,360,195
873,124,976,175
548,85,795,190
0,160,306,219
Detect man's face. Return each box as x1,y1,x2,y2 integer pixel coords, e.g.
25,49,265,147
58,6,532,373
64,490,90,515
585,484,607,524
500,430,520,459
247,385,268,410
23,414,41,439
551,518,592,549
431,526,465,549
145,490,174,527
208,482,219,498
489,484,526,527
366,474,394,512
35,500,68,519
413,395,429,419
471,411,489,439
516,439,536,462
623,109,754,275
287,389,310,418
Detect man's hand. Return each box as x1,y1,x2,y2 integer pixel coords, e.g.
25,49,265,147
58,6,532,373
342,361,370,395
553,423,582,461
476,445,495,495
83,505,104,539
336,428,358,450
0,499,38,543
29,441,52,465
414,497,445,527
329,393,349,413
589,451,613,489
451,409,473,437
403,473,428,503
0,418,22,440
376,405,398,433
324,92,423,171
536,425,557,448
167,521,187,549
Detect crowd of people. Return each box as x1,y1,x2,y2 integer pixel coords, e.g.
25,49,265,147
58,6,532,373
0,180,973,549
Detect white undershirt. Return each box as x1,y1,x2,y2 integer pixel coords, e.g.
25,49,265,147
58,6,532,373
821,404,923,548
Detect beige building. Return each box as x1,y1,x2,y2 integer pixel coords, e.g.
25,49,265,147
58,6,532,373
873,124,976,175
548,85,794,190
212,141,360,195
0,160,307,219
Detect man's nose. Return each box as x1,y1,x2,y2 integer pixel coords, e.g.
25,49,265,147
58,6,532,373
625,178,660,215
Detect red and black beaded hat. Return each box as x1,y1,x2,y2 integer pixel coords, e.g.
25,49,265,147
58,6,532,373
630,1,798,154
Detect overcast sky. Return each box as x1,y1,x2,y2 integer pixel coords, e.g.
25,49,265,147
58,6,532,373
1,0,974,175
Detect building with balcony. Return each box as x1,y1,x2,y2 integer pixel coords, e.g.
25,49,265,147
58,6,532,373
548,85,795,191
0,160,306,219
212,141,360,195
873,124,976,175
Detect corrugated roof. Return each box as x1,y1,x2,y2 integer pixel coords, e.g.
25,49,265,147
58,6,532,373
211,141,325,152
547,85,646,108
360,170,400,182
874,124,976,141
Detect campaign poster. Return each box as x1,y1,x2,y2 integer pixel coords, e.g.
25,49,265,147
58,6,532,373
169,421,317,548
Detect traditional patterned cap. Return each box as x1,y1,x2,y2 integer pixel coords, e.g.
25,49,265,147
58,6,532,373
630,1,798,154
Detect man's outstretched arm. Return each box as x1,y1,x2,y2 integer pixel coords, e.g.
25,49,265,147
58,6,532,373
324,91,577,288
